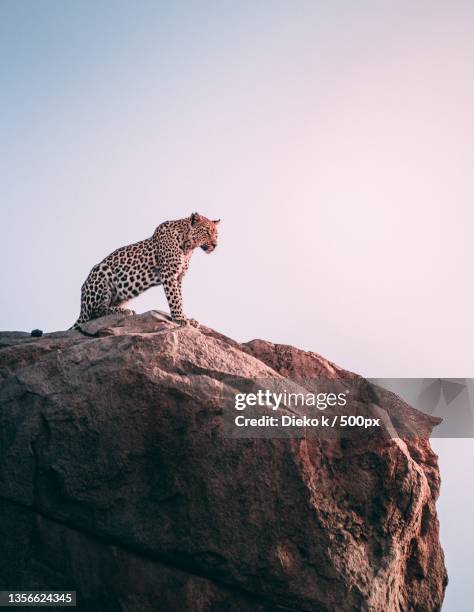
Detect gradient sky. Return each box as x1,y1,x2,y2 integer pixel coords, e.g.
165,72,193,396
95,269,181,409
1,2,473,609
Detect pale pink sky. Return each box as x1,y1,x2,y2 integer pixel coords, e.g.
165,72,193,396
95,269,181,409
2,2,472,377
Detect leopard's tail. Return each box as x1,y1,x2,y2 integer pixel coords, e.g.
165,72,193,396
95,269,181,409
69,312,90,331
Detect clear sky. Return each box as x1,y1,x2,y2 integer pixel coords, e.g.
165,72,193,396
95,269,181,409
1,2,473,609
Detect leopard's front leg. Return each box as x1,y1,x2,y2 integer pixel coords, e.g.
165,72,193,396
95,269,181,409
162,276,198,327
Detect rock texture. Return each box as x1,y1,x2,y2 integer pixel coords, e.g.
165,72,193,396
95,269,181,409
0,311,447,611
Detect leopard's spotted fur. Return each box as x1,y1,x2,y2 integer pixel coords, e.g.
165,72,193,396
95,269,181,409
71,213,220,329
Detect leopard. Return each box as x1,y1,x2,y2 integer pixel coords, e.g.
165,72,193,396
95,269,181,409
70,212,220,330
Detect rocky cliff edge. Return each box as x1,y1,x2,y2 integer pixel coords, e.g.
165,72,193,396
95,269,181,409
0,311,447,611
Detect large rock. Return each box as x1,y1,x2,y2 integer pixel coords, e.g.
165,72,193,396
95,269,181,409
0,311,447,611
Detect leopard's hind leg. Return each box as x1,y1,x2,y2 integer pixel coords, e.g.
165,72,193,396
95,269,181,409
72,268,115,326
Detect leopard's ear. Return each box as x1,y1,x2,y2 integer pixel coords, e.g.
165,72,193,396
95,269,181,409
190,212,201,225
213,219,221,225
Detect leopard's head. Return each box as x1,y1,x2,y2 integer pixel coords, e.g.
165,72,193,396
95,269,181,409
189,213,220,253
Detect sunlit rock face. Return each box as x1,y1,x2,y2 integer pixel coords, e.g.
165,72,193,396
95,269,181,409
0,311,447,611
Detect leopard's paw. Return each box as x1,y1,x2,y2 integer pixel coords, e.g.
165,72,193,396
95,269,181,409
172,316,199,328
172,316,188,326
